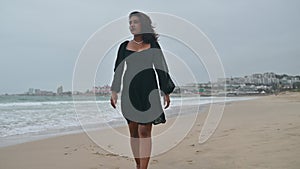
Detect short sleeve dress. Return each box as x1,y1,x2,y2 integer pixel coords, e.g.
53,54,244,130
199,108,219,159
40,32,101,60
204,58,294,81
111,40,175,125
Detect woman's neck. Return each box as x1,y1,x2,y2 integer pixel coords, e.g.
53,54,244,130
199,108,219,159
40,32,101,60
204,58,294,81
133,35,143,42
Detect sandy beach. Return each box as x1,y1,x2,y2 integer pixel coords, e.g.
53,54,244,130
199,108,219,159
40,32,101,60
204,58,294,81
1,93,300,169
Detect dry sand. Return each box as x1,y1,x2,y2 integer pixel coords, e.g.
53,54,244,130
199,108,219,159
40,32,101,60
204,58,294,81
1,93,300,169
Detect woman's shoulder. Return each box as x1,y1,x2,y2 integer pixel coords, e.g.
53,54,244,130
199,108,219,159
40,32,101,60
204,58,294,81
151,40,161,49
120,40,130,46
117,40,130,51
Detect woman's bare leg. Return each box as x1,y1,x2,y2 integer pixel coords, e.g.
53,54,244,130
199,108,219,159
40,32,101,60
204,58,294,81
128,122,140,169
138,124,152,169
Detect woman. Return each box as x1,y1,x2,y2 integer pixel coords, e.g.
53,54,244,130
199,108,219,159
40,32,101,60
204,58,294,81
110,11,175,169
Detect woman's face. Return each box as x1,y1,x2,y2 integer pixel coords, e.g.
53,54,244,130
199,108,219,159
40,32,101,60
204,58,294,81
129,15,142,35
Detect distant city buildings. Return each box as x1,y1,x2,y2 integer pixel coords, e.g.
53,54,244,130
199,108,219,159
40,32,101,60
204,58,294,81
28,88,34,95
89,85,111,95
24,85,70,96
216,72,300,95
15,72,300,97
26,88,55,96
179,72,300,96
217,72,299,87
57,86,63,95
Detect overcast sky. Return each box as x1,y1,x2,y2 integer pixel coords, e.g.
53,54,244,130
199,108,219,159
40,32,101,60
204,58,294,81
1,0,299,94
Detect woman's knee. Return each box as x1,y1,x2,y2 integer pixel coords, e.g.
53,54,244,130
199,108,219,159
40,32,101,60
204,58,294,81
138,125,152,138
128,122,139,138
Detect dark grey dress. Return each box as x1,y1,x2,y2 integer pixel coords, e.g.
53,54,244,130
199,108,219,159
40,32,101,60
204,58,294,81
111,40,175,124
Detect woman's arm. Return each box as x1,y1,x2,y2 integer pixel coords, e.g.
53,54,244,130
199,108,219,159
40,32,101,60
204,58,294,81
110,91,118,109
110,42,126,108
152,42,175,108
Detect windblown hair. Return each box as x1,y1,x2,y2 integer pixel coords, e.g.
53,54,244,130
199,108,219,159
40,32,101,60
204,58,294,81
129,11,159,43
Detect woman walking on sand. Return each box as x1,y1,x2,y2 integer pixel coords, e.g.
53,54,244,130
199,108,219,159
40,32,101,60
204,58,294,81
110,11,175,169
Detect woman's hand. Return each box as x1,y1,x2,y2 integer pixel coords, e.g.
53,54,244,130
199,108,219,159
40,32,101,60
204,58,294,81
164,94,170,109
110,91,118,109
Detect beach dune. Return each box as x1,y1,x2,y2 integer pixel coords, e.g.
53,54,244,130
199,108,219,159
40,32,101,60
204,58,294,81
1,93,300,169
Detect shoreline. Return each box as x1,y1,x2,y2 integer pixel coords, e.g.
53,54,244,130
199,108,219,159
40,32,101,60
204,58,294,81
0,96,256,148
1,93,300,168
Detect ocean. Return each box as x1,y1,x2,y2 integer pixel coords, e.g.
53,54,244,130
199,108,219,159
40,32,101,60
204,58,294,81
0,95,254,147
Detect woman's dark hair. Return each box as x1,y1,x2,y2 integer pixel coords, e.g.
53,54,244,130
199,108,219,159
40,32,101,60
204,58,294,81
129,11,159,43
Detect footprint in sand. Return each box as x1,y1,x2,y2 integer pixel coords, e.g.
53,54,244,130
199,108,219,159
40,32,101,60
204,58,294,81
151,159,159,164
63,146,72,155
223,128,236,133
195,150,202,153
105,153,118,157
93,151,104,156
63,144,84,155
189,144,195,147
186,160,193,164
